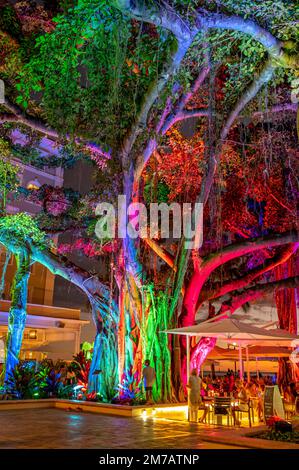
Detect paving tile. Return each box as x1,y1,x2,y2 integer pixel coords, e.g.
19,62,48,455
0,408,296,449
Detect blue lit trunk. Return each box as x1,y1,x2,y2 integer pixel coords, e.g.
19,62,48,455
88,300,119,401
4,250,31,382
122,166,144,387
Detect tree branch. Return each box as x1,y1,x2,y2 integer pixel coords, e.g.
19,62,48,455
115,2,298,68
0,233,117,322
30,246,116,317
197,10,298,68
174,108,209,121
198,60,275,208
1,97,112,161
251,103,298,120
180,231,298,327
143,237,175,271
221,60,275,141
113,0,193,42
203,242,299,303
121,41,192,170
134,64,210,180
217,276,299,315
203,232,299,271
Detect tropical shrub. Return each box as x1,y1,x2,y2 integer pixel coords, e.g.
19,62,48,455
68,351,91,398
37,360,73,398
5,361,38,399
113,374,145,406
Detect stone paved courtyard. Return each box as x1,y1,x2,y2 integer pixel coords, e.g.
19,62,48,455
0,408,246,449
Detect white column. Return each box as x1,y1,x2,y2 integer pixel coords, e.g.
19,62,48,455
246,346,250,383
74,328,80,354
238,343,243,380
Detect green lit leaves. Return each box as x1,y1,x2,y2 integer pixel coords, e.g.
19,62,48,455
0,213,48,250
13,0,172,148
0,153,20,211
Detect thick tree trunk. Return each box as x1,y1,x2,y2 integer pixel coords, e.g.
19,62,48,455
4,250,31,382
275,260,299,388
0,248,11,298
88,299,119,401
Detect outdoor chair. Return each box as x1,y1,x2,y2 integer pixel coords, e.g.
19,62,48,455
234,399,253,427
198,401,213,424
212,397,234,426
283,399,296,420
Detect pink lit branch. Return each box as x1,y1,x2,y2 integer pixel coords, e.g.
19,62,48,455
190,337,216,373
180,232,299,329
218,276,299,315
201,242,299,304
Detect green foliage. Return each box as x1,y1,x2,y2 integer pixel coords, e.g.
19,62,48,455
37,359,73,398
0,213,48,249
5,361,38,399
144,180,170,205
15,0,172,147
69,350,91,392
0,6,22,39
0,29,23,83
255,429,299,443
81,341,94,360
114,374,146,406
0,152,20,211
5,360,73,399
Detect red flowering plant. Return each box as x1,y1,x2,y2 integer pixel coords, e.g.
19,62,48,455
266,415,284,429
43,187,70,216
68,351,92,399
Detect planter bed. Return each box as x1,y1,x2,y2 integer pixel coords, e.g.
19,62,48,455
0,398,187,419
246,428,299,445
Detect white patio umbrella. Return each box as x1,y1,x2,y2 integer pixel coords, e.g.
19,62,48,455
163,318,299,382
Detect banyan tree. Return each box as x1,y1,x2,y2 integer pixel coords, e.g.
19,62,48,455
0,0,298,401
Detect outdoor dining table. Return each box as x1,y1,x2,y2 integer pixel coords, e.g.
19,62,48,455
201,396,240,425
201,395,260,426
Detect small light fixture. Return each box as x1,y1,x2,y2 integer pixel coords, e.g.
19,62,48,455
28,329,37,339
27,178,41,190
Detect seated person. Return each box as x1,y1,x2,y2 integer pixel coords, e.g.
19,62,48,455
232,379,249,426
283,384,297,417
247,382,263,422
223,377,230,396
199,387,211,423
